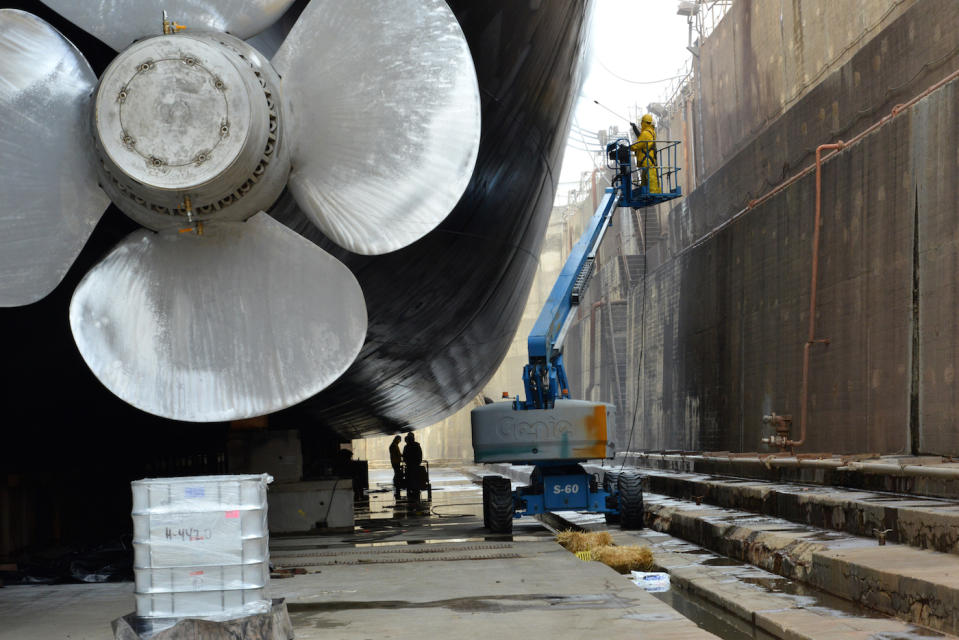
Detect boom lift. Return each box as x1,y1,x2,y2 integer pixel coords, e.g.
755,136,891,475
471,135,682,533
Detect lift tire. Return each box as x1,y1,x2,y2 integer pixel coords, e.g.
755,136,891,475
603,470,619,491
482,476,494,528
603,471,621,524
486,476,514,534
617,472,644,530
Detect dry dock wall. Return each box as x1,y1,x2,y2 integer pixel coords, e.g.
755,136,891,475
689,0,917,183
564,0,959,456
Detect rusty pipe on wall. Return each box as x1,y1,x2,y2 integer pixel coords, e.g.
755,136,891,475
789,142,845,450
761,413,792,449
842,461,959,478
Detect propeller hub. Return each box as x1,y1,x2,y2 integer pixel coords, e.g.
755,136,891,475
92,33,289,230
117,56,237,172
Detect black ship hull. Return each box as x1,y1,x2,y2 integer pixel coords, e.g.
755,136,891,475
1,0,590,454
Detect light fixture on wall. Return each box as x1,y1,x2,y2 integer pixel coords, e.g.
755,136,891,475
676,1,699,17
646,103,668,120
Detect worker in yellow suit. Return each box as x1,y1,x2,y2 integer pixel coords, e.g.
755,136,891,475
630,114,660,194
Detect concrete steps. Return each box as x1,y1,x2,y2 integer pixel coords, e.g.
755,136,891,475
600,463,959,634
551,505,959,640
593,465,959,555
639,493,959,635
552,499,959,639
626,526,959,640
481,463,959,635
619,452,959,501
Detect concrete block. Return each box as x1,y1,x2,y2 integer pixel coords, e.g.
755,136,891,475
267,480,353,533
111,599,293,640
228,430,302,483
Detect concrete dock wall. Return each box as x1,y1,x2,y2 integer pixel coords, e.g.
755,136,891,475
565,0,959,455
687,0,917,183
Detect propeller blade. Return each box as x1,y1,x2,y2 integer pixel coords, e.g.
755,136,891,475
39,0,296,51
0,10,109,307
244,0,309,60
70,212,367,422
273,0,481,255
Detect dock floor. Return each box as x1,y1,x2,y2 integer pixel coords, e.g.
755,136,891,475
0,469,715,639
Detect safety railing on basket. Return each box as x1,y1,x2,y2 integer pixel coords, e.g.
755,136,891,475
605,137,683,207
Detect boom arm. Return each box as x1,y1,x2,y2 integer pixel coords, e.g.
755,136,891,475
515,136,682,411
517,188,619,410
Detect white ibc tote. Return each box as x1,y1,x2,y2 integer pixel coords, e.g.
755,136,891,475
131,474,273,619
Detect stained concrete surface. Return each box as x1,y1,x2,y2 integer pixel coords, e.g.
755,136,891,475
270,468,717,639
5,467,956,638
639,491,959,635
0,582,132,640
617,453,959,502
278,547,711,640
561,0,959,456
495,462,959,636
593,463,959,555
557,500,954,640
0,469,718,639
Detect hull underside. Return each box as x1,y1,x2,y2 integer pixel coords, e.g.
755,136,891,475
1,1,590,450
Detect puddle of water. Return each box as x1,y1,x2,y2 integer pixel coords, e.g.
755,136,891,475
800,531,851,542
645,535,945,635
271,468,554,556
740,575,947,635
288,593,629,615
621,612,677,622
345,536,538,546
704,477,754,484
701,557,743,567
741,576,811,595
650,587,777,640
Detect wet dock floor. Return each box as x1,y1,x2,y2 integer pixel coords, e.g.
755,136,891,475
268,468,721,639
270,468,552,553
273,468,938,639
272,470,924,640
1,468,950,639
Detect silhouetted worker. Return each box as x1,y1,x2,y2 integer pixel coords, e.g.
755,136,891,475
389,435,403,495
630,114,660,194
403,433,424,498
403,433,423,469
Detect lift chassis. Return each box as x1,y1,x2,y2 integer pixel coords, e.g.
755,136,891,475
471,138,682,533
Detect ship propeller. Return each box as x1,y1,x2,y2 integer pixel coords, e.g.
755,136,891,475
0,11,110,307
272,0,480,254
70,214,366,422
0,1,481,421
37,0,299,51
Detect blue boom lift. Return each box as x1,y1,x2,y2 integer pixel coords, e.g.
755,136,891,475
471,135,682,532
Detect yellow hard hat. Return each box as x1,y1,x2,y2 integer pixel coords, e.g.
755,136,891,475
641,113,654,126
